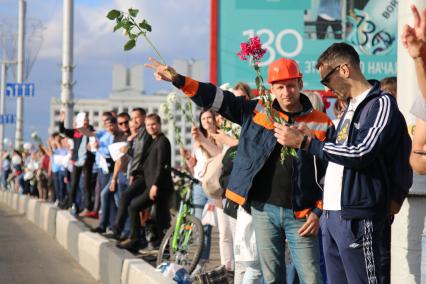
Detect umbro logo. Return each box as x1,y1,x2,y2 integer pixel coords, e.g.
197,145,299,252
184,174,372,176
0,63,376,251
349,242,361,248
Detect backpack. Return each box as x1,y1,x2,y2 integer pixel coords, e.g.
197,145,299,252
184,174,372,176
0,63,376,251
359,94,413,214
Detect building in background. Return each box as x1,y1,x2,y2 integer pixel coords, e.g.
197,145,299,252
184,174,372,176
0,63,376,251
50,60,205,165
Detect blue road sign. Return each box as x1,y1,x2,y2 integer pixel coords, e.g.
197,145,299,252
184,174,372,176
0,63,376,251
5,83,35,97
0,114,16,124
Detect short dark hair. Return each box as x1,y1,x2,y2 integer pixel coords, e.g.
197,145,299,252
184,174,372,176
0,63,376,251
51,132,60,138
117,112,130,120
316,42,360,70
146,113,161,124
102,111,112,118
132,108,146,116
105,116,117,124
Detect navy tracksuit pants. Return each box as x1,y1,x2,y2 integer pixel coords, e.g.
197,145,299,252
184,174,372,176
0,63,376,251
320,210,385,284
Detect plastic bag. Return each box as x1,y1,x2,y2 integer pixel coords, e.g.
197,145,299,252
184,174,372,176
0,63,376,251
234,206,257,262
156,262,191,284
201,203,218,226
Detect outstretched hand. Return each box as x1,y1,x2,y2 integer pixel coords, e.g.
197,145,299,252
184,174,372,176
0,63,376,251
401,5,426,59
144,57,178,82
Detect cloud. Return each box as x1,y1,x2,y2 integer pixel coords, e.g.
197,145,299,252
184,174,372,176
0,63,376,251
38,0,210,62
3,0,210,142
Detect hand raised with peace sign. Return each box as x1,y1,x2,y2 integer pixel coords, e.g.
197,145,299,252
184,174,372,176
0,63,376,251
401,4,426,59
144,57,179,82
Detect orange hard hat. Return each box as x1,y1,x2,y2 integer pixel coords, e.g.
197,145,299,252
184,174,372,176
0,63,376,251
267,58,302,83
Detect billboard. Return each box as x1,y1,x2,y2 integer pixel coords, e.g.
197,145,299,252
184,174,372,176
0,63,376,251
211,0,398,90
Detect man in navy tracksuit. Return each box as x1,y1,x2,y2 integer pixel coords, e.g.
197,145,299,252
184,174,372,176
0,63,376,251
274,43,412,284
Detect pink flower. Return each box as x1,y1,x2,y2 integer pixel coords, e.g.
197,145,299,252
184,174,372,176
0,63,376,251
320,94,331,110
236,36,267,63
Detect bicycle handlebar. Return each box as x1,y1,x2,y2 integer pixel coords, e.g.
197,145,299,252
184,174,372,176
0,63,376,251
170,167,200,184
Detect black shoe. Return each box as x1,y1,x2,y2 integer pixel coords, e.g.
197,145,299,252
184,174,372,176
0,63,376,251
102,230,120,240
91,226,106,234
116,238,140,253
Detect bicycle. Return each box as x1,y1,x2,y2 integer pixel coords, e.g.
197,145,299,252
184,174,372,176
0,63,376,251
156,167,204,274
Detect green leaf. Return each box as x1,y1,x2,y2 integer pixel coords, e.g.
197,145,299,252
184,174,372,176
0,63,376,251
107,9,121,20
121,19,132,30
139,19,152,32
128,8,139,17
113,22,123,32
124,39,136,51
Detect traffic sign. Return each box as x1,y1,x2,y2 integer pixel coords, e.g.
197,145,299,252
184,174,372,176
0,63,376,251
5,83,35,97
0,114,16,124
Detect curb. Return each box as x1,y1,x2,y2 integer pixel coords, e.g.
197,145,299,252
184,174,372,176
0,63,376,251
0,191,173,284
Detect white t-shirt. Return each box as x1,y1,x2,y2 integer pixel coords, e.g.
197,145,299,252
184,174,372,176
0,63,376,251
323,88,371,210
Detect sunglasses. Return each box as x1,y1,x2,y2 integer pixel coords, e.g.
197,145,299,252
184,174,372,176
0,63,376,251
118,120,129,126
320,65,342,86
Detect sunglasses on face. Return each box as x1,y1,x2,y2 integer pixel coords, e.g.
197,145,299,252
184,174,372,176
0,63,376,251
320,65,342,87
118,120,129,126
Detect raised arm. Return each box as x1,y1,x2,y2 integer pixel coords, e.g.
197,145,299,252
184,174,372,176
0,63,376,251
58,111,75,138
144,57,257,125
401,4,426,100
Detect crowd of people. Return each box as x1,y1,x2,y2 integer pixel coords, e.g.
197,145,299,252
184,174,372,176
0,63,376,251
0,4,425,284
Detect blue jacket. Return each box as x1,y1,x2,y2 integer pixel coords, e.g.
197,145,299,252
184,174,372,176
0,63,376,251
308,80,413,219
176,76,334,218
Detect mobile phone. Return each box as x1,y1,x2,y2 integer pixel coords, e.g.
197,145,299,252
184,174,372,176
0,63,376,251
414,150,426,156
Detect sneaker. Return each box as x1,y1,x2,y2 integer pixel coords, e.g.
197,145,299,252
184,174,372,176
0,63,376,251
116,238,140,253
91,226,106,234
86,211,99,219
78,209,90,217
70,204,78,217
103,230,121,240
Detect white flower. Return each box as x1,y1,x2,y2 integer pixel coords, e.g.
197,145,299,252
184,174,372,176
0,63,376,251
166,93,177,105
160,103,168,115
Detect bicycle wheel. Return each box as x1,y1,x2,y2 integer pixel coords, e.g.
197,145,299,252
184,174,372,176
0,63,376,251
156,214,204,273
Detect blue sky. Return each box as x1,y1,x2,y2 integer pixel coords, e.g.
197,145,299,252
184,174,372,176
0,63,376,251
0,0,210,142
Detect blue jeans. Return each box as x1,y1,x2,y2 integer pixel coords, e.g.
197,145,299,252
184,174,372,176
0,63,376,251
52,171,67,204
99,174,113,229
192,183,212,261
251,202,322,284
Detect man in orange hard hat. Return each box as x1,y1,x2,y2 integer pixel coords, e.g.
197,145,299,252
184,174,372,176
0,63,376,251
146,57,334,283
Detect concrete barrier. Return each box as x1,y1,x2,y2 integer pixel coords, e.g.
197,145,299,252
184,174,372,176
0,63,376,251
55,210,89,261
0,192,172,284
18,194,29,215
6,191,12,206
39,203,58,238
99,242,137,284
12,193,19,211
121,258,174,284
26,198,42,225
78,232,109,281
421,217,426,284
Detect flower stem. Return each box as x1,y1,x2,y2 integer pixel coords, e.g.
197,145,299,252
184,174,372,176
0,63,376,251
129,17,166,65
142,34,166,65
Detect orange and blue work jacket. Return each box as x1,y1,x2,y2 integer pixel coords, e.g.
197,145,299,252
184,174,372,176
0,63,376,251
175,75,335,218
